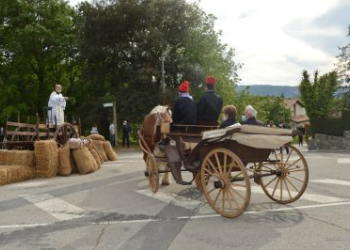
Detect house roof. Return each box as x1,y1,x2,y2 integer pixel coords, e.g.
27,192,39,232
292,115,309,123
284,99,304,109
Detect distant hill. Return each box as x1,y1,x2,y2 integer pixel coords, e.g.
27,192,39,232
236,85,299,98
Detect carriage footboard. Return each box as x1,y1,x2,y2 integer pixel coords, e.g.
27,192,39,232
164,145,191,185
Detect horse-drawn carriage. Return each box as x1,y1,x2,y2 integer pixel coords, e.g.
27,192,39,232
138,106,309,218
0,113,80,150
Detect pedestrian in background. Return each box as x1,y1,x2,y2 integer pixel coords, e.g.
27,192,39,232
122,120,131,148
91,124,99,134
109,122,115,147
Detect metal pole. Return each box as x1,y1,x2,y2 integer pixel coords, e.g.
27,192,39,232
161,49,165,104
113,101,118,147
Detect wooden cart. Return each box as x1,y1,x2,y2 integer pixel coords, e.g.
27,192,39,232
0,114,80,150
139,123,309,218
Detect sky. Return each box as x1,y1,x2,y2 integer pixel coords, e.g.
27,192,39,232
68,0,350,86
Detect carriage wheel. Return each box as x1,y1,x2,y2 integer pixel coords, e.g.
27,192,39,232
53,123,78,147
258,144,309,204
146,154,159,193
201,148,251,218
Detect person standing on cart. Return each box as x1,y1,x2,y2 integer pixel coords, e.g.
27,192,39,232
48,84,68,125
197,76,223,125
172,80,197,125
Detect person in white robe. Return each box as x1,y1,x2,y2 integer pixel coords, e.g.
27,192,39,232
48,84,68,125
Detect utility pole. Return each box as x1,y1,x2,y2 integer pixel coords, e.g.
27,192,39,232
161,49,166,104
113,101,118,147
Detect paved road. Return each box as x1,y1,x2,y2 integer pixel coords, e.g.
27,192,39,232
0,146,349,250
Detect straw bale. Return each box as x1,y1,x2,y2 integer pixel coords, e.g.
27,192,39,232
34,140,58,178
58,145,72,176
0,150,35,167
72,147,97,175
89,147,101,169
103,141,118,161
92,140,108,162
0,165,34,186
70,154,78,173
87,134,106,141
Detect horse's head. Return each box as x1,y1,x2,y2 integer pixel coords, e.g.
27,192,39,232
150,105,172,124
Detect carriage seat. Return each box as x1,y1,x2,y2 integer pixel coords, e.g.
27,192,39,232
202,124,293,149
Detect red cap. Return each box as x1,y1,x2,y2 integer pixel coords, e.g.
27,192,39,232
205,76,217,85
178,81,189,92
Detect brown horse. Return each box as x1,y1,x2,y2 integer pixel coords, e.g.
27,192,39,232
140,105,172,185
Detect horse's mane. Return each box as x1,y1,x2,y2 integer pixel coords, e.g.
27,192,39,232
150,105,172,116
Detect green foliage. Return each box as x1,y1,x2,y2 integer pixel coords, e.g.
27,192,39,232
233,87,291,125
336,26,350,108
310,113,350,136
299,70,338,120
0,0,77,123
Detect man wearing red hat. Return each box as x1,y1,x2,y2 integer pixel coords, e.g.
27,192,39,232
172,80,197,125
197,76,223,125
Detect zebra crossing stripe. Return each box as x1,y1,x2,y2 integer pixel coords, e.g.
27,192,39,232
21,193,85,221
310,179,350,186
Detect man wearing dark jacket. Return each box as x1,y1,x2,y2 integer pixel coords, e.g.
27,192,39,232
242,105,265,126
172,81,197,125
197,76,223,125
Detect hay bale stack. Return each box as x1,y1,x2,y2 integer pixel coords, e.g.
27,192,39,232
87,134,106,141
34,140,58,178
58,145,72,176
0,150,35,167
72,147,97,175
89,147,101,169
92,140,108,162
104,141,118,161
0,165,34,186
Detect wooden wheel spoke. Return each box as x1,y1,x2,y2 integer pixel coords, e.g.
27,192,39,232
226,187,240,209
280,176,283,200
259,164,276,171
225,189,236,211
222,190,226,213
286,158,302,170
284,149,293,164
204,168,219,178
288,175,304,183
230,186,245,200
271,178,280,197
263,175,278,188
207,187,217,195
214,153,223,174
207,159,220,176
213,188,223,205
286,177,301,193
286,168,305,173
283,179,292,200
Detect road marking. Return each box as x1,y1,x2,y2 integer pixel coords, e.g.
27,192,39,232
337,158,350,164
248,186,347,203
2,201,350,229
21,193,85,221
137,189,203,209
6,181,48,188
310,179,350,186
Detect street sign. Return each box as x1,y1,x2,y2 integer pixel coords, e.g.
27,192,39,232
103,102,113,107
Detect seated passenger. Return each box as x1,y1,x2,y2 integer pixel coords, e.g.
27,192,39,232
197,76,223,125
241,105,264,126
219,105,237,128
172,81,197,125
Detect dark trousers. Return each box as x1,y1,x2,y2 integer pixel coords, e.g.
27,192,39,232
298,135,303,146
110,134,115,147
123,134,129,148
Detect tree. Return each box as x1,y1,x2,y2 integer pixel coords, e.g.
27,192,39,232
75,0,240,128
0,0,77,122
336,26,350,107
299,70,338,120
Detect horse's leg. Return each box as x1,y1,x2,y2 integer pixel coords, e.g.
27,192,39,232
161,165,171,185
